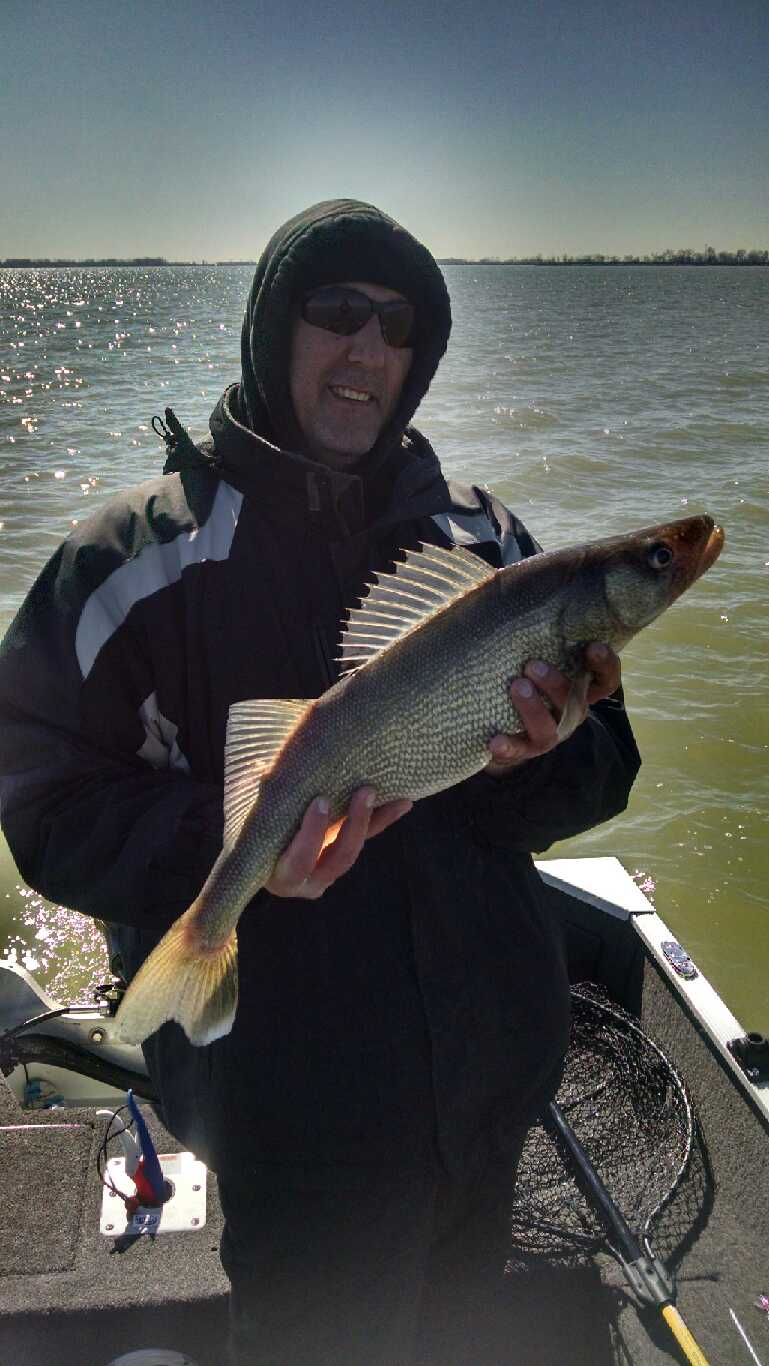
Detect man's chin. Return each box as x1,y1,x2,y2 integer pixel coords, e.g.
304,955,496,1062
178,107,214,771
308,428,383,470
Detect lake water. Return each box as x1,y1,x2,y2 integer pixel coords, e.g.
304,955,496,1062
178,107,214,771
0,264,767,1027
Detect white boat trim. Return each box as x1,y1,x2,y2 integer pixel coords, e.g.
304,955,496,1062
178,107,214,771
632,907,769,1123
535,855,655,920
537,855,769,1127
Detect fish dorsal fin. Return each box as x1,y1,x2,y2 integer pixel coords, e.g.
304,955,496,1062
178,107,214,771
339,543,494,673
223,698,308,847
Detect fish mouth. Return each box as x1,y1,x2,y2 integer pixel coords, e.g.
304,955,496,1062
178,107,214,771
698,522,725,575
664,515,724,591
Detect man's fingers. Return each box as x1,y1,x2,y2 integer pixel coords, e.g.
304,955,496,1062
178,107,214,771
267,788,415,899
584,643,622,702
267,796,330,895
486,733,530,768
522,662,573,718
510,677,560,751
485,645,623,773
367,798,414,839
485,679,559,772
313,787,375,885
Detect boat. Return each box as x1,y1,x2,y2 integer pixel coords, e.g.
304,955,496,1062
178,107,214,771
1,856,767,1366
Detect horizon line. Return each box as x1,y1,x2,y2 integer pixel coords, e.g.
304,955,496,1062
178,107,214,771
2,247,768,269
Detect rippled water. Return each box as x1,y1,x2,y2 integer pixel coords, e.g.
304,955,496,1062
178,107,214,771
1,264,767,1027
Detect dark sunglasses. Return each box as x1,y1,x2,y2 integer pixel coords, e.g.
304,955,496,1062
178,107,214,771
301,285,416,348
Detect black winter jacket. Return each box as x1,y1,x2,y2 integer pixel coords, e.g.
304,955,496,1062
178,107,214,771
0,390,640,1177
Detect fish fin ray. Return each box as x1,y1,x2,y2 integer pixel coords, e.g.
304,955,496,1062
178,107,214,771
224,698,309,847
340,544,494,668
403,543,493,584
115,909,239,1046
556,672,592,741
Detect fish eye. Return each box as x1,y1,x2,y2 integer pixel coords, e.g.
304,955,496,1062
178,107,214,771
648,542,674,570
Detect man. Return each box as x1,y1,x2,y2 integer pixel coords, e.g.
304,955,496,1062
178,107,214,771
0,200,639,1364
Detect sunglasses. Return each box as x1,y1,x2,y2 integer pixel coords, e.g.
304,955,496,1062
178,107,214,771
301,285,416,349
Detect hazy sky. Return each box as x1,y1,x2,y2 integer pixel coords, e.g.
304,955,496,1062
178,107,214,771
1,0,767,259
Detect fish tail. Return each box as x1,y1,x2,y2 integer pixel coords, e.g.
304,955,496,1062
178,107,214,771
114,905,238,1047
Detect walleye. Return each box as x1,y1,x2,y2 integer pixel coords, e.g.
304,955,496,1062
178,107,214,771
115,515,724,1048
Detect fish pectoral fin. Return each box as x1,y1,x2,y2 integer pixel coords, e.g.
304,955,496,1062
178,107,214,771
556,671,592,741
223,698,309,848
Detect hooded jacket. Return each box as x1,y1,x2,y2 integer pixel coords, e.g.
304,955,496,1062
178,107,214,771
0,202,640,1176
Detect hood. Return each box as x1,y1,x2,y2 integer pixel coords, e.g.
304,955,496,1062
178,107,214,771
236,199,452,474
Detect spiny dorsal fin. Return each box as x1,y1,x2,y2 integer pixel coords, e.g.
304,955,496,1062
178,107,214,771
223,698,308,847
338,543,494,673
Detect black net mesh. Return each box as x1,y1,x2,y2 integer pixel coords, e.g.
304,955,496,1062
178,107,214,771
508,984,712,1273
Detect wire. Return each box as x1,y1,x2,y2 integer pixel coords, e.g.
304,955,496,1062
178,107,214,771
96,1105,134,1207
1,1006,74,1043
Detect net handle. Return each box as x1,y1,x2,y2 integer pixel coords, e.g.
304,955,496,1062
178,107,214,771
549,1097,710,1366
662,1304,711,1366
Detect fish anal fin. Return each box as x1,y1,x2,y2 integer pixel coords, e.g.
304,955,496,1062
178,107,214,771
224,698,309,847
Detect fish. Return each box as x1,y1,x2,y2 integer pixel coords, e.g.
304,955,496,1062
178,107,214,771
114,514,724,1048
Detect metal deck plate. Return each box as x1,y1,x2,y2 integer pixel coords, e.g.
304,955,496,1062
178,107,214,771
99,1152,207,1237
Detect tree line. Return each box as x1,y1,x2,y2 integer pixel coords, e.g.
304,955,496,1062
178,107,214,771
438,247,768,266
0,257,257,267
0,256,172,267
2,248,767,269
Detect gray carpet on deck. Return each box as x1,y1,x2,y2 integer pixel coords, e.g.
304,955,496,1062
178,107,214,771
0,1078,228,1366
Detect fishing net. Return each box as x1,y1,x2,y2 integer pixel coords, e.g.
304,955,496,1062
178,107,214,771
508,984,711,1273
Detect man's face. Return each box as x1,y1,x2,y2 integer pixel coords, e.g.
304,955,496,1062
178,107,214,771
289,281,413,470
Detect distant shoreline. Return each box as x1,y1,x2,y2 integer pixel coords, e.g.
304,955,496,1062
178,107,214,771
1,250,767,268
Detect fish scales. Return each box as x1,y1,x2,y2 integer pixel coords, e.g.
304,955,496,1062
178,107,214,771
114,514,724,1047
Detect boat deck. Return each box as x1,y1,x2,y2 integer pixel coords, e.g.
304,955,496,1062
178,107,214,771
1,878,765,1366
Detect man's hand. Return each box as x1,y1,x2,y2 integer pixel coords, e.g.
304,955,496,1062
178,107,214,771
266,787,413,900
485,643,622,775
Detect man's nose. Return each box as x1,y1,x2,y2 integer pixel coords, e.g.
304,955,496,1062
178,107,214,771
345,314,387,365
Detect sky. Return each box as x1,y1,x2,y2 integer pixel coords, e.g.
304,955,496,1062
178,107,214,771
1,0,767,260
